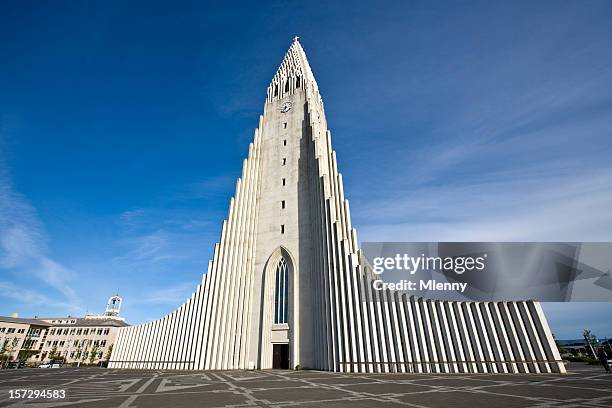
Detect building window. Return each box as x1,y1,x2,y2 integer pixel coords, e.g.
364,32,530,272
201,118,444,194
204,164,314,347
283,139,287,146
282,158,286,165
280,225,285,234
103,329,109,335
282,178,286,186
283,122,287,129
296,76,300,88
274,258,289,324
281,200,285,209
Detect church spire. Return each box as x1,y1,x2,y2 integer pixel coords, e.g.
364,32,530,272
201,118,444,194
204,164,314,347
266,37,321,104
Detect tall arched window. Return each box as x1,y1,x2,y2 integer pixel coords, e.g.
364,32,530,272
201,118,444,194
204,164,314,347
274,258,289,324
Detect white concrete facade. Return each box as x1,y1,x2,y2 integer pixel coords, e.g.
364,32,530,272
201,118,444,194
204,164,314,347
109,39,565,374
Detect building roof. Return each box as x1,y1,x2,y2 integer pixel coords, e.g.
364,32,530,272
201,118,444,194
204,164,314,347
0,316,51,326
0,315,129,328
38,317,129,328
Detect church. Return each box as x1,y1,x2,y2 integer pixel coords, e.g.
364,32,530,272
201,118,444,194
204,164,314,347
109,39,565,374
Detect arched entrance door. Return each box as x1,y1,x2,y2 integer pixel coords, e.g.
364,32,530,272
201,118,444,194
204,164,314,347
259,247,296,369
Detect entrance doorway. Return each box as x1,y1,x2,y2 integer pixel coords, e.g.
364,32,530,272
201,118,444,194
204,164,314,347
272,344,289,369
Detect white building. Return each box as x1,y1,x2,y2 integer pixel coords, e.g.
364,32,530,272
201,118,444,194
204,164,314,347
0,296,128,366
0,316,50,366
109,39,565,374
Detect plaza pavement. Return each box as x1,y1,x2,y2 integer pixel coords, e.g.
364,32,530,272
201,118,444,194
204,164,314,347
0,363,610,407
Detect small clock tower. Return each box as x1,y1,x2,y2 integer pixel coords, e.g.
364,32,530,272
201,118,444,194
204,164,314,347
104,295,122,317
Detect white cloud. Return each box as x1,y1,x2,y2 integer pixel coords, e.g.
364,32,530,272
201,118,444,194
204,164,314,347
118,209,147,229
113,203,219,271
0,281,71,311
111,228,200,268
131,282,195,306
0,118,80,312
357,168,612,242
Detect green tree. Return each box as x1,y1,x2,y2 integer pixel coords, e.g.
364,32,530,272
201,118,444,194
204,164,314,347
105,344,114,361
79,342,90,366
5,338,18,362
0,339,10,367
74,342,82,357
48,345,59,360
89,345,99,365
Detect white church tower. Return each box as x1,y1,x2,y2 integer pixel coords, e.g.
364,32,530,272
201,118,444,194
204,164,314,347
109,39,565,374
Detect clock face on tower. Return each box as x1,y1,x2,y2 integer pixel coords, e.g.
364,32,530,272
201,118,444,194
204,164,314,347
280,102,292,113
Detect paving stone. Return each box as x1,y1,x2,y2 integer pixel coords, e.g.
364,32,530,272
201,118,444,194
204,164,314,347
0,363,609,407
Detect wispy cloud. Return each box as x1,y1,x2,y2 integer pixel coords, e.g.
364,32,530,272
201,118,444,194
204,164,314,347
0,281,70,311
131,282,195,306
112,229,186,265
118,208,147,229
0,115,81,313
348,20,612,244
357,168,612,242
112,176,231,271
171,175,236,202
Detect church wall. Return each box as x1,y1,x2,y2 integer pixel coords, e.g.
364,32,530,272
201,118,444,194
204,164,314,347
108,39,565,375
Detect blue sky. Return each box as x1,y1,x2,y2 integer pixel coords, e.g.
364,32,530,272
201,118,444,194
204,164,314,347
1,1,611,339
